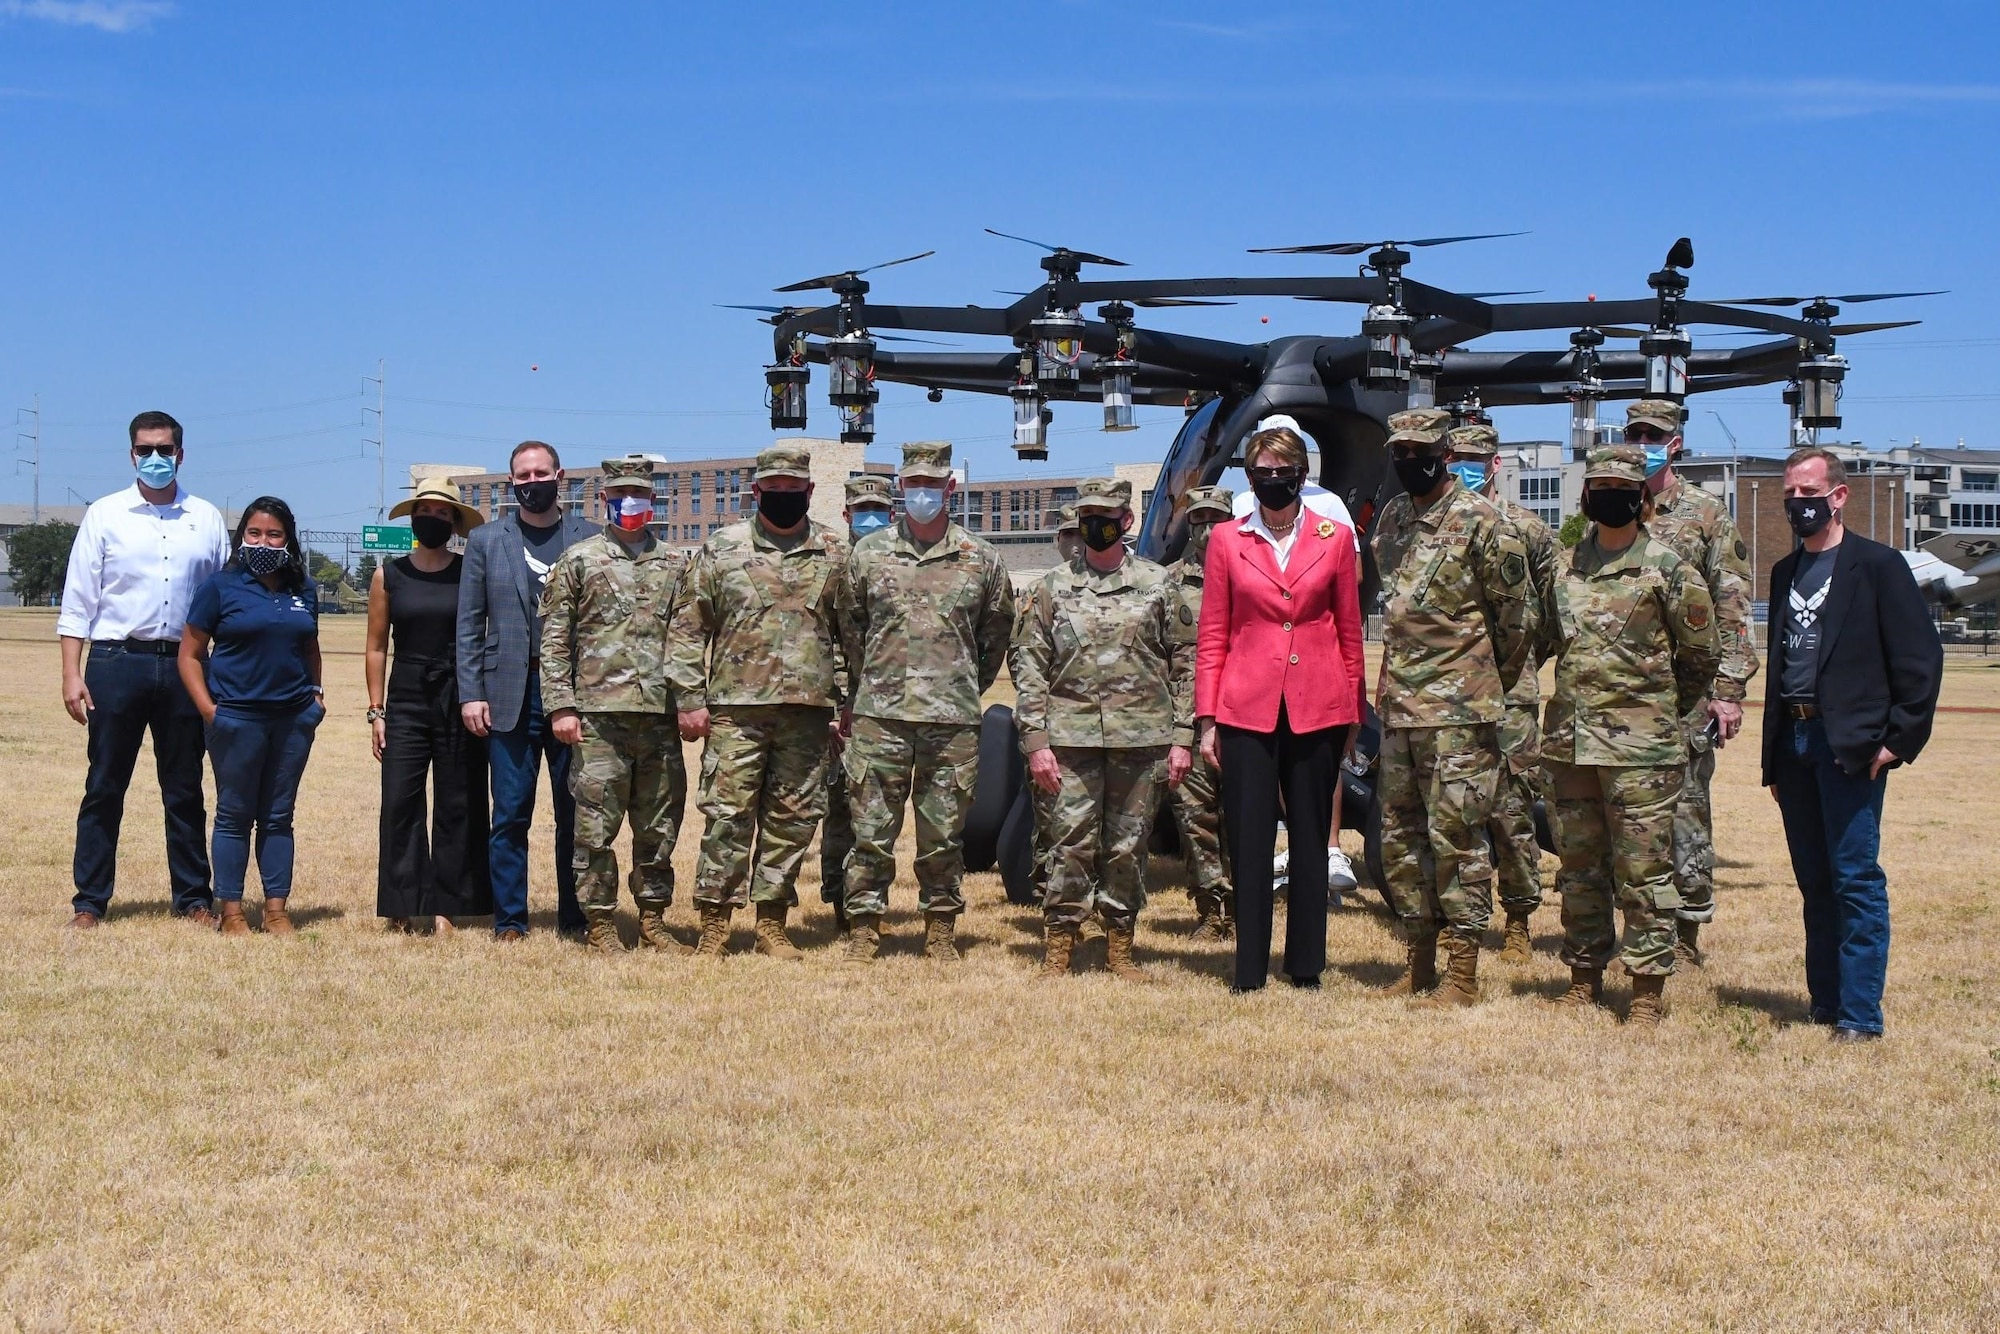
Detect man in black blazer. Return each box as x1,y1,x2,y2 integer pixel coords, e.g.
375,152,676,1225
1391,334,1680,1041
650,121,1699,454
1763,446,1942,1042
456,441,599,940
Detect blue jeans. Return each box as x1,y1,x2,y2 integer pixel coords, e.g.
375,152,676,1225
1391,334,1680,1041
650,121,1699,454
1773,716,1891,1035
487,676,580,935
207,699,323,902
73,641,212,918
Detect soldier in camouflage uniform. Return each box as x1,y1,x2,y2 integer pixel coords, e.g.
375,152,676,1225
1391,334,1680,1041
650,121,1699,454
1371,407,1535,1006
1544,444,1721,1026
539,454,689,955
1447,423,1562,965
1013,478,1194,979
669,442,846,960
1164,485,1235,940
819,474,894,931
1634,399,1758,967
837,441,1014,962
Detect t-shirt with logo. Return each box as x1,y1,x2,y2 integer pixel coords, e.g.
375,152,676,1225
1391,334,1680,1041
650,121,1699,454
520,518,570,658
1780,546,1837,702
185,565,321,712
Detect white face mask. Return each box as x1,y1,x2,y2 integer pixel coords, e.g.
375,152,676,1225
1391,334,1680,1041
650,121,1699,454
902,486,946,523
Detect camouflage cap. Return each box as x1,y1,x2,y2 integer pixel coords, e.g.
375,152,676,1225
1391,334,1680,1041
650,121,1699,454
1184,485,1234,521
1056,504,1079,534
1447,424,1500,458
1584,443,1648,483
754,441,812,481
1626,398,1683,435
1386,407,1452,448
900,440,954,480
599,454,657,486
1075,476,1132,511
844,474,893,509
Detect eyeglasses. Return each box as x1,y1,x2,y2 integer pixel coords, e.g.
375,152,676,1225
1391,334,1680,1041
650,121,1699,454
1388,444,1442,460
132,444,176,458
1246,465,1305,483
1624,428,1669,444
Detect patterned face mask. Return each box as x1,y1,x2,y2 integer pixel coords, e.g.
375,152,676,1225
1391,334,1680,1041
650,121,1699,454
240,543,291,576
607,495,654,532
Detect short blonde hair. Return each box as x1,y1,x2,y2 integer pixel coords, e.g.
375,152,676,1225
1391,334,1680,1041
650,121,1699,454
1246,426,1308,472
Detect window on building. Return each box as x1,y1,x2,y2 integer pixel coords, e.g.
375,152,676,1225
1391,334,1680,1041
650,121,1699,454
1963,471,1998,493
1532,506,1561,528
1951,502,2000,529
1519,474,1561,503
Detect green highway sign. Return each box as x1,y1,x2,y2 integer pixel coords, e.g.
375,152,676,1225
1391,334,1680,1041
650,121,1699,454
362,524,413,553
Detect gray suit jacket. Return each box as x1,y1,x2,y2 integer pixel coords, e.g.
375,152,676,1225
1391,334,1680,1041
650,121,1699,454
456,510,597,734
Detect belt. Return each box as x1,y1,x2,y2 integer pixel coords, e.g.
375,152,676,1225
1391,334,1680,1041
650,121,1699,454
1785,702,1819,719
97,638,179,656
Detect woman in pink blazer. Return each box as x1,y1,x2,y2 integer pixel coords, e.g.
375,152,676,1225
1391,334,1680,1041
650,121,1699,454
1195,426,1366,991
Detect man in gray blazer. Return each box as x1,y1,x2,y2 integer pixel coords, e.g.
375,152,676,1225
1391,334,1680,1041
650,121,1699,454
457,441,598,940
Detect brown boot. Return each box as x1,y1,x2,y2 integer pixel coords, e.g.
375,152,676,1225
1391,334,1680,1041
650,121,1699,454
1556,966,1605,1008
694,905,734,957
1189,888,1235,942
1381,928,1441,997
842,915,881,963
261,898,295,936
638,906,693,955
219,901,251,937
1419,933,1480,1008
584,911,624,954
1675,920,1707,969
1105,922,1149,982
923,912,960,963
1040,923,1075,978
754,904,804,961
1497,913,1534,966
1628,973,1669,1027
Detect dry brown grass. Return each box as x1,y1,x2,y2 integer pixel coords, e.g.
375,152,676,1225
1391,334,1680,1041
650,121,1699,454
2,607,1997,1332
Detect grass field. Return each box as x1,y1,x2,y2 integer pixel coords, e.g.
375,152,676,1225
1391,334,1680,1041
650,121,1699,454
2,607,1997,1332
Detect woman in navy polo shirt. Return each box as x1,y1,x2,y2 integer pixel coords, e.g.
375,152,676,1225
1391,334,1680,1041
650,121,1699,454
177,496,326,936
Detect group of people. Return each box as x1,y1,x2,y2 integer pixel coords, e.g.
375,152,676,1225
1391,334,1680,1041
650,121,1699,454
57,402,1943,1037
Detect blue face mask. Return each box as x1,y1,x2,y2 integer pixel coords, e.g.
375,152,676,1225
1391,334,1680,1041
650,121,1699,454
136,451,178,489
849,510,891,539
902,486,947,524
1643,444,1670,478
1447,462,1488,492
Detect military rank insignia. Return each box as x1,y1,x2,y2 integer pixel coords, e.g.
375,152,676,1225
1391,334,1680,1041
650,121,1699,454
1502,552,1527,587
1685,601,1712,631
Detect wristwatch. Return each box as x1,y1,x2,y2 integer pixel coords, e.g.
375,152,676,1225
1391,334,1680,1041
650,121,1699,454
366,706,387,723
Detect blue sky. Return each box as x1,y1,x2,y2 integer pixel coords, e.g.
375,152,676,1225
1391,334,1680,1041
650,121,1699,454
2,0,1996,529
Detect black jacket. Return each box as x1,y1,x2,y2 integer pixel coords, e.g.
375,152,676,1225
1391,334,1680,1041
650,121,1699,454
1762,532,1943,784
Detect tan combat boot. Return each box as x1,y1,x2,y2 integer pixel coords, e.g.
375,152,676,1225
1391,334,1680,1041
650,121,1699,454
219,901,252,937
1627,973,1668,1028
638,906,692,955
584,911,624,954
1497,913,1534,966
1040,923,1075,978
1105,922,1149,982
842,915,882,963
1381,929,1440,997
1675,921,1707,969
1419,933,1480,1008
694,905,733,957
1556,966,1605,1008
261,898,295,936
1189,888,1235,942
754,903,804,961
923,912,960,963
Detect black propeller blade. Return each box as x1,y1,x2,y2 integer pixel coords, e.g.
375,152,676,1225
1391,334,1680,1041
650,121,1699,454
773,251,935,293
1711,291,1944,307
984,228,1128,267
1248,231,1526,256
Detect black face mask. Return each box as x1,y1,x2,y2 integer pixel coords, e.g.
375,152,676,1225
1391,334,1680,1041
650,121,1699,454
1584,486,1645,529
513,479,559,514
1079,513,1124,552
758,489,811,529
1393,452,1448,497
1785,495,1834,538
1251,474,1303,511
411,515,455,550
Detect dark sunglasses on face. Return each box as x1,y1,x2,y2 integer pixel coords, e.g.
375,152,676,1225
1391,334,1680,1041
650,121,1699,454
1389,444,1442,460
1246,465,1305,483
1624,428,1668,444
132,444,177,458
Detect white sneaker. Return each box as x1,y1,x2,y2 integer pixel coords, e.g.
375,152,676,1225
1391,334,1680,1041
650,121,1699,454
1327,847,1358,890
1271,849,1291,890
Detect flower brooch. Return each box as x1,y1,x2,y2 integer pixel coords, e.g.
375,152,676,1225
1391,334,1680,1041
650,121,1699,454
1315,519,1336,539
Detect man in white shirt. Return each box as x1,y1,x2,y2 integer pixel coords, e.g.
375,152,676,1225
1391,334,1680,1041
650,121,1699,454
57,411,232,929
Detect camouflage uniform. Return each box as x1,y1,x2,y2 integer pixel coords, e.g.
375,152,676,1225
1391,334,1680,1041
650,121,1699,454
1163,486,1233,927
819,475,893,916
1022,504,1086,909
838,442,1014,926
667,444,846,916
1636,399,1758,932
1372,409,1535,953
1012,478,1192,932
538,456,687,921
1543,446,1722,978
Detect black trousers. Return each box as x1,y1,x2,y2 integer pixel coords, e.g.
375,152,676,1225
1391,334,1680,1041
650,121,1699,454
377,660,492,919
73,641,211,918
1219,705,1346,991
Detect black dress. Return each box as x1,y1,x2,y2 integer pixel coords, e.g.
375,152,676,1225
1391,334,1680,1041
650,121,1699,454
377,555,492,919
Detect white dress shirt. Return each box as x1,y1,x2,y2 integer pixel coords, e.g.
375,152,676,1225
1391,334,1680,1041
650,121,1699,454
56,483,233,642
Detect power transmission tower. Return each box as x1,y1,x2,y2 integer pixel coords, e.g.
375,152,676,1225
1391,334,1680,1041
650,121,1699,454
15,394,40,523
362,359,386,519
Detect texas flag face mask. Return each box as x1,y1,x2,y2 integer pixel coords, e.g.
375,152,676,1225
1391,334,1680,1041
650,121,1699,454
608,495,654,532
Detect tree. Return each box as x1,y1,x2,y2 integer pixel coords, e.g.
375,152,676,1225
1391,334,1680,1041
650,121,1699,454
5,520,79,606
356,552,378,585
307,548,348,588
1558,512,1587,548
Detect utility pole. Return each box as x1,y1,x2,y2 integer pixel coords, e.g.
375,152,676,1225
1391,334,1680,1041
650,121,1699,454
362,359,386,519
1707,410,1739,520
16,395,40,523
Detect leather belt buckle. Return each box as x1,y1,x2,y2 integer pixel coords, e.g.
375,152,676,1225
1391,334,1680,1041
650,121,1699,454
1786,702,1818,720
